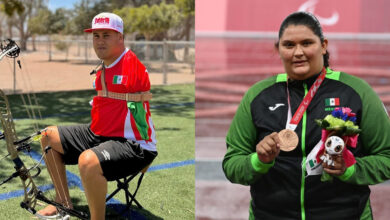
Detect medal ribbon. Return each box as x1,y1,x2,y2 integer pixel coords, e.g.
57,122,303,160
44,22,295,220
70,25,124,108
286,67,327,131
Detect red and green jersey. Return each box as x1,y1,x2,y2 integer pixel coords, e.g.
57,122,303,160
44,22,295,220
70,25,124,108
90,49,156,151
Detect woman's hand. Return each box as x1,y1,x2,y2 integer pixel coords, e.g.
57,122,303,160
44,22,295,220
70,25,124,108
322,155,346,176
256,132,281,163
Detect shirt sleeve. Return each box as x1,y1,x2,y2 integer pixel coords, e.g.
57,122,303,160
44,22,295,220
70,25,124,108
223,86,274,185
125,51,150,93
339,78,390,185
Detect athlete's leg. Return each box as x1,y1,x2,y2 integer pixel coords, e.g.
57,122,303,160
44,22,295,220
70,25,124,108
78,149,107,220
37,126,73,215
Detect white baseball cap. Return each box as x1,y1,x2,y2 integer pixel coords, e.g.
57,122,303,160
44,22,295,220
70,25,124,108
84,12,124,34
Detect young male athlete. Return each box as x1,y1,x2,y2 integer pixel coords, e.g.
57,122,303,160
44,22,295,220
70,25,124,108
37,12,157,220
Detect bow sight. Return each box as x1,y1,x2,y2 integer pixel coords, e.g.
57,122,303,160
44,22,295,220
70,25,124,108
0,39,20,60
0,39,21,93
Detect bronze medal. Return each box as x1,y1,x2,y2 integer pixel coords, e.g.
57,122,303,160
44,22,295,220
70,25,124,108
278,129,299,151
280,68,326,152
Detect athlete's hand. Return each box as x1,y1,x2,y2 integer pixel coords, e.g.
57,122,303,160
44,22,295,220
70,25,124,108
322,155,346,176
256,132,281,164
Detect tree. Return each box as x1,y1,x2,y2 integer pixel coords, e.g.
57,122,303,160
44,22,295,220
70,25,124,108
173,0,194,60
28,8,51,35
50,8,68,34
0,0,24,39
116,2,182,60
29,7,68,52
0,0,24,16
2,0,46,50
69,0,97,35
174,0,194,41
115,2,182,41
128,0,165,7
28,7,50,51
0,5,5,38
66,0,116,35
99,0,175,10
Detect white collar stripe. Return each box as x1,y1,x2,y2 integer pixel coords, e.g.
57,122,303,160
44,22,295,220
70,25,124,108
105,48,129,68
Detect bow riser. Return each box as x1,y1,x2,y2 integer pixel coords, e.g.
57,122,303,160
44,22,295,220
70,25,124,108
0,90,89,219
0,89,40,214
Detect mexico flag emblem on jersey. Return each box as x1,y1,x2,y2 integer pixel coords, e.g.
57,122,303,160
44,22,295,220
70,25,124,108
112,75,128,85
325,98,340,106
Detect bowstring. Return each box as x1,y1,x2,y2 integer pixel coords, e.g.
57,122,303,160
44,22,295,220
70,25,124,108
3,53,39,131
3,44,42,131
12,130,69,219
19,54,43,120
18,54,43,130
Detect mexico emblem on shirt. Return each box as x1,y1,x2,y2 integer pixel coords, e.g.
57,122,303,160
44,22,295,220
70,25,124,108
113,75,128,85
325,98,340,106
324,97,340,111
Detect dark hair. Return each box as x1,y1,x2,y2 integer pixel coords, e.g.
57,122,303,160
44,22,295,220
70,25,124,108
275,11,330,68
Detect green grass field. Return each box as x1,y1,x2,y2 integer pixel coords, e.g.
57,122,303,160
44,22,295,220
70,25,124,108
0,83,194,219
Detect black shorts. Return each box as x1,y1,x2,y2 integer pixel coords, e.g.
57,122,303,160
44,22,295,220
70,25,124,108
58,124,157,181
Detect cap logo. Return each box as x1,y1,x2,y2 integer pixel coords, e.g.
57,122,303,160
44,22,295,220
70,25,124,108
85,13,123,34
94,17,110,24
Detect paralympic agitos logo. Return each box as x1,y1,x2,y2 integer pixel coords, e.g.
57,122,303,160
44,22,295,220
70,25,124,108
298,0,339,26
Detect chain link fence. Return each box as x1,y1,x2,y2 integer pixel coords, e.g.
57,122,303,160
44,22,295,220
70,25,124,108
27,37,195,84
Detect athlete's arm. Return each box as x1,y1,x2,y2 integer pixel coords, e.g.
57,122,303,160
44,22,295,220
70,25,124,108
338,76,390,184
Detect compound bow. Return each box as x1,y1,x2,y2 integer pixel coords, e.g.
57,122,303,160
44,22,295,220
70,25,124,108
0,39,88,219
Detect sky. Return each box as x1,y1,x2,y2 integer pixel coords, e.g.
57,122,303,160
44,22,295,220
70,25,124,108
48,0,79,11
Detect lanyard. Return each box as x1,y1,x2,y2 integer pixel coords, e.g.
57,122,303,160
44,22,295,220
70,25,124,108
286,67,327,131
